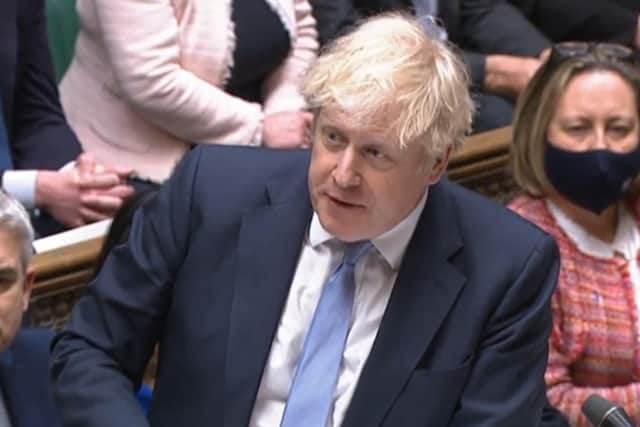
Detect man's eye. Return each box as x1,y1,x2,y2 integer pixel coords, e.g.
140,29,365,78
365,147,386,160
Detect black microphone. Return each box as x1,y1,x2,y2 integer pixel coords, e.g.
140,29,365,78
582,394,635,427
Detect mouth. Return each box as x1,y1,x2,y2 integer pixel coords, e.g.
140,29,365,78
325,193,364,209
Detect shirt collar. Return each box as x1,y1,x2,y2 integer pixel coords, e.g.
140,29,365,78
546,199,640,259
309,188,429,270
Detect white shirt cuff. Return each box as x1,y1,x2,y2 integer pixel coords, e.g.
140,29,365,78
2,170,38,208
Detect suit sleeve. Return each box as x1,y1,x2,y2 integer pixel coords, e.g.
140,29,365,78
10,0,82,172
459,0,551,57
529,0,637,46
460,50,486,89
310,0,362,45
50,148,202,427
449,233,560,426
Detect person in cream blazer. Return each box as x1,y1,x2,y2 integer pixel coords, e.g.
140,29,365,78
60,0,318,182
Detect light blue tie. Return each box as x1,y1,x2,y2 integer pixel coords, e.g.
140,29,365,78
280,240,373,427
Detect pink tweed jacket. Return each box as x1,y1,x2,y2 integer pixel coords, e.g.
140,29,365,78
509,195,640,427
60,0,318,181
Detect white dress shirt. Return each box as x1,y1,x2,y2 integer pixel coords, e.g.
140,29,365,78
249,190,429,427
546,200,640,321
2,170,37,208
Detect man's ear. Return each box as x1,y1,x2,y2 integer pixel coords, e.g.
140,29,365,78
427,146,452,185
21,268,35,313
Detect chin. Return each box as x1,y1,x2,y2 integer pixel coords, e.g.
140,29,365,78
319,217,371,242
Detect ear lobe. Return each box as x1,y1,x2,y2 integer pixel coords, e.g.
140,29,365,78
427,146,452,185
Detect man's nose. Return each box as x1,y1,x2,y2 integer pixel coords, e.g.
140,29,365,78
332,148,361,188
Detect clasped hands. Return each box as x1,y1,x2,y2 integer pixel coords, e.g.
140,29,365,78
35,153,134,228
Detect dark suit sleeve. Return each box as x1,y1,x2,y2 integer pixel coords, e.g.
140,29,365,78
460,50,486,88
310,0,363,45
50,150,201,427
449,233,560,426
11,0,81,172
460,0,551,57
529,0,637,46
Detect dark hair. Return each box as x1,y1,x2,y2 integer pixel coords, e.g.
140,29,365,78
91,184,161,279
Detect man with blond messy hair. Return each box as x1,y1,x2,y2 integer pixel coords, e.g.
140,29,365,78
51,13,561,427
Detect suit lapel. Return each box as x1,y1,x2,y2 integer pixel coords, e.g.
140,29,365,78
223,173,313,427
343,181,467,427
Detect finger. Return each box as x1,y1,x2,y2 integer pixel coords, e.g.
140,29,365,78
80,207,112,224
539,48,551,63
78,173,121,189
301,111,314,124
75,153,97,173
80,193,125,212
98,184,135,199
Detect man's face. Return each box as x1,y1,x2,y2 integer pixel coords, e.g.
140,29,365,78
308,108,449,242
0,229,33,353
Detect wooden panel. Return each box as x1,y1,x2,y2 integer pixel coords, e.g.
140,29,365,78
447,126,517,203
29,237,103,329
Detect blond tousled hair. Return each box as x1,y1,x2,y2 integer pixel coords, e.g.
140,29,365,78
301,13,474,160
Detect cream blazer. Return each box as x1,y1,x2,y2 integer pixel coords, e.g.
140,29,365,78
60,0,318,181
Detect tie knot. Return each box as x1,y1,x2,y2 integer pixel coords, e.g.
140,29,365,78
343,241,373,266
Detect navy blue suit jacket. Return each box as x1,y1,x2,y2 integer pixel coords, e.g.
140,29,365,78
0,0,81,173
0,328,61,427
52,146,560,426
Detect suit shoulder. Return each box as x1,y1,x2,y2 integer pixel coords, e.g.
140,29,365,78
190,145,309,178
10,328,54,355
441,180,553,247
186,145,310,195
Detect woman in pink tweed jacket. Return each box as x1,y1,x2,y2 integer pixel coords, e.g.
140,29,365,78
60,0,318,182
508,42,640,427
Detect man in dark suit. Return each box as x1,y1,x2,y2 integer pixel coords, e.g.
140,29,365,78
0,329,61,427
51,14,560,426
0,191,61,426
312,0,640,133
1,0,133,235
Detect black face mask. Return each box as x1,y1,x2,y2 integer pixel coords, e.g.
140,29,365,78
544,142,640,214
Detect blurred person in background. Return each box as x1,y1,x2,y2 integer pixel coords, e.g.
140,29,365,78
2,0,133,236
509,41,640,426
59,0,319,183
0,190,61,427
311,0,640,134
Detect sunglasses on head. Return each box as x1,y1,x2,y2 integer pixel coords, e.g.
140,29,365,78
548,41,637,68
